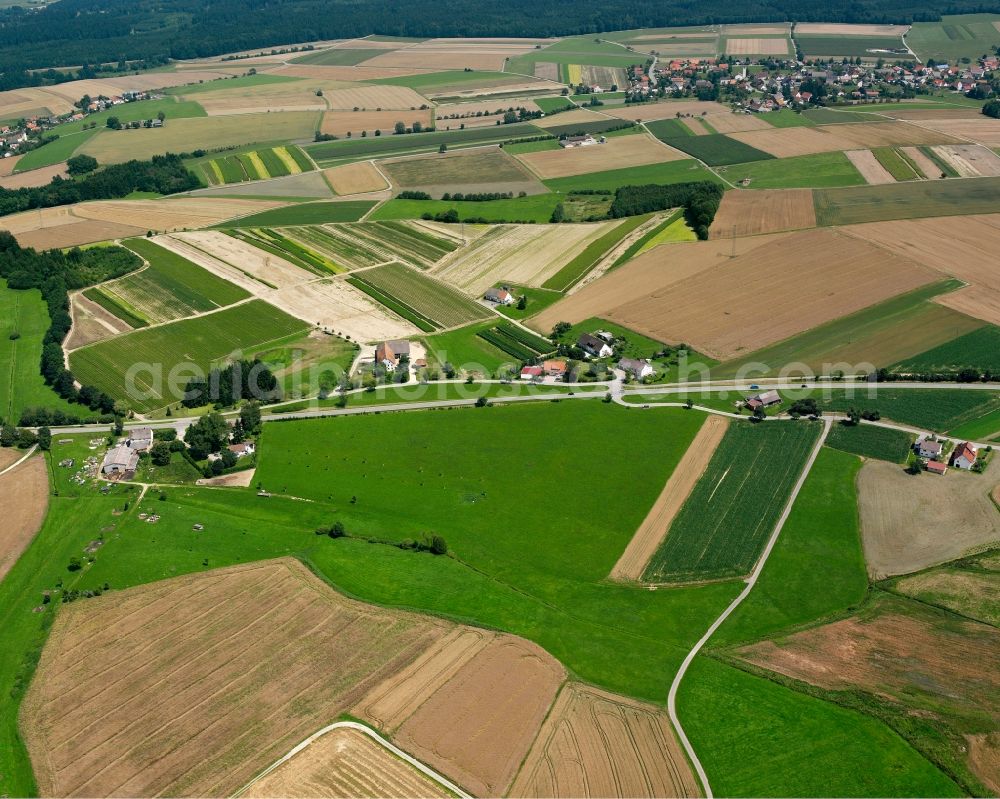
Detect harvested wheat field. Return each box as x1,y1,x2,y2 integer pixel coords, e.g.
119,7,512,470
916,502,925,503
19,559,454,798
432,222,620,295
184,80,345,115
611,415,729,581
900,145,939,178
509,682,700,799
322,84,430,111
0,456,48,582
0,448,22,471
737,595,999,792
600,228,934,359
392,636,565,796
67,292,135,348
324,161,389,195
320,108,434,137
610,100,735,122
795,22,909,35
709,188,816,237
858,459,1000,578
729,123,959,158
382,148,545,197
272,64,430,81
705,112,773,133
883,107,985,121
16,219,147,250
0,86,76,117
274,278,418,341
532,108,608,129
725,38,791,55
722,23,790,34
0,162,66,189
913,117,1000,147
532,233,790,333
932,144,1000,177
74,197,285,230
191,172,334,199
935,285,1000,325
516,135,682,179
242,726,452,798
845,149,895,184
0,154,21,177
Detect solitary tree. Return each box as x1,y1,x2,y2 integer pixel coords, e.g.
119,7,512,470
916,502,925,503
150,441,171,466
394,121,406,134
106,116,121,130
37,426,52,451
430,535,448,555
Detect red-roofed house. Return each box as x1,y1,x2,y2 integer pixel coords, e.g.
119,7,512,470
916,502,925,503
925,460,947,475
543,359,567,377
952,441,978,470
520,365,543,380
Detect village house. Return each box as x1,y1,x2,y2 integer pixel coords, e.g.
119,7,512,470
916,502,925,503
925,460,948,475
375,339,410,371
952,441,978,470
577,332,613,358
228,441,255,458
520,365,543,380
745,390,781,410
127,427,154,452
484,287,515,305
916,438,943,460
101,445,139,478
543,359,567,377
619,358,655,380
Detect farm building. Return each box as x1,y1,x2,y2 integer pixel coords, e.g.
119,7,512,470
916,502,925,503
543,359,567,377
101,445,139,478
228,442,255,458
375,339,411,371
484,287,515,306
925,460,948,475
520,365,543,380
952,441,979,470
127,427,154,452
619,358,655,379
578,333,613,358
560,135,597,148
746,390,781,410
917,438,944,460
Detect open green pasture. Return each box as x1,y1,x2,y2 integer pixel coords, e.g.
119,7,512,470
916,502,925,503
814,177,1000,225
907,14,1000,64
421,320,517,374
711,280,982,378
290,48,381,66
810,386,1000,432
723,151,864,188
794,34,908,57
891,325,1000,375
643,420,822,583
370,194,560,223
0,281,81,422
69,300,309,412
542,159,721,192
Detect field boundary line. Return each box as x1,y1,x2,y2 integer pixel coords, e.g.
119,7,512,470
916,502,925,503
231,720,471,798
666,417,831,798
0,445,38,478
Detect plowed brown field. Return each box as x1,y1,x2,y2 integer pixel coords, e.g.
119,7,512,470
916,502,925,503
393,636,565,796
320,109,434,137
611,415,729,581
709,188,816,237
913,118,1000,147
0,162,66,189
845,149,895,184
729,122,959,157
243,727,451,798
324,161,389,195
516,134,683,179
0,456,48,582
509,683,700,798
20,559,451,798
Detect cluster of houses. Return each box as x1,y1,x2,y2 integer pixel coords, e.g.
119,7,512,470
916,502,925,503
100,427,154,479
1,90,154,157
915,436,981,475
619,52,996,109
519,330,656,381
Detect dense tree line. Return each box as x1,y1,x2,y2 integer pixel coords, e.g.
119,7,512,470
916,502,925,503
181,360,280,408
609,181,724,239
0,0,995,90
0,154,201,218
0,232,141,422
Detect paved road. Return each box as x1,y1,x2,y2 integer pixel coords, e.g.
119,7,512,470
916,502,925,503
231,720,471,799
666,417,833,799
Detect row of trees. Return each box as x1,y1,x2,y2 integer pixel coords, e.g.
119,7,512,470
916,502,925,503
0,153,201,218
180,360,280,408
609,181,724,238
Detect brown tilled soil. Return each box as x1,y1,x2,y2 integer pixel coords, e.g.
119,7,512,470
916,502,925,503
611,415,729,581
729,122,959,158
967,733,1000,795
66,292,135,350
516,134,684,179
393,635,565,796
845,149,896,184
358,50,509,71
196,468,256,487
0,154,22,177
0,162,67,189
20,559,451,798
0,448,22,471
912,118,1000,147
707,113,773,133
320,109,434,137
725,37,791,55
795,22,909,35
509,682,700,798
243,727,451,798
899,145,939,178
935,284,1000,326
857,459,1000,579
709,188,816,237
934,144,1000,177
0,456,48,582
604,227,935,360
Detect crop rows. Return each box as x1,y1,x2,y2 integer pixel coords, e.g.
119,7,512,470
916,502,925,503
202,146,311,185
352,263,491,329
69,300,308,412
643,421,821,583
234,228,343,276
477,329,537,360
284,222,457,270
346,274,437,332
479,321,555,360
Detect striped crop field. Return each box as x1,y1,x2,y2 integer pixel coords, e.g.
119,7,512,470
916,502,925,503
642,420,822,583
286,222,460,270
84,238,249,326
200,145,314,185
69,300,309,412
349,263,492,329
